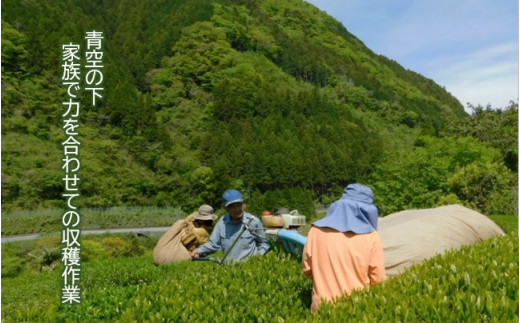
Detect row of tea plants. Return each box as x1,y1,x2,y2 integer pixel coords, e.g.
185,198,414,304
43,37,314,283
2,215,517,322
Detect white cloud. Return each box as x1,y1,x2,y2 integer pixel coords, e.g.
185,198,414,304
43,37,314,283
429,42,519,109
305,0,519,110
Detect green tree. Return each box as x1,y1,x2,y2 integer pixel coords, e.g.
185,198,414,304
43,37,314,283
441,101,518,171
368,136,510,216
1,20,29,75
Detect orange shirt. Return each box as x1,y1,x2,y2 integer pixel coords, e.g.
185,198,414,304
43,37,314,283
302,226,386,312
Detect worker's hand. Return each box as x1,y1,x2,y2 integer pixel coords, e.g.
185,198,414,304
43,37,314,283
190,250,199,259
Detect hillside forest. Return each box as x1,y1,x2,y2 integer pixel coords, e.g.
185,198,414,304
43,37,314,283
1,0,517,217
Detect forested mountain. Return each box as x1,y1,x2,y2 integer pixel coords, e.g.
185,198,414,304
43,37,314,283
2,0,515,216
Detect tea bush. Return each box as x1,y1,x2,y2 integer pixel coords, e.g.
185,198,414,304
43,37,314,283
489,214,518,233
118,252,312,322
101,235,144,258
1,251,23,278
58,256,171,321
2,233,157,278
26,235,62,272
1,219,517,322
318,230,519,321
1,270,61,322
81,240,110,262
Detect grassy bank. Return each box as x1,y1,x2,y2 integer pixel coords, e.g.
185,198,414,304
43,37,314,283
1,206,184,235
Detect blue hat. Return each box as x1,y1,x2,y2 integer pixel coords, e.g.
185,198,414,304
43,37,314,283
223,189,244,207
313,183,378,234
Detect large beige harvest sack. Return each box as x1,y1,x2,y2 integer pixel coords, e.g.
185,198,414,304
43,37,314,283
379,204,505,277
153,214,195,265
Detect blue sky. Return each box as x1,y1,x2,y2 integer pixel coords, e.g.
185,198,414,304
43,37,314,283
305,0,519,111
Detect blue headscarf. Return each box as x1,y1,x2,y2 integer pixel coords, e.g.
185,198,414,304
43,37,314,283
313,183,378,234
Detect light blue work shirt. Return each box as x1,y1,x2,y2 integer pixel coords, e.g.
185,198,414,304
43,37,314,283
195,212,269,263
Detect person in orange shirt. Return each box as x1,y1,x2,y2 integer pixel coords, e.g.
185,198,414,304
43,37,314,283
302,183,386,313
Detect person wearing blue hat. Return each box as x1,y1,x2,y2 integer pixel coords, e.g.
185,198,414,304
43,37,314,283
191,189,269,262
302,183,386,313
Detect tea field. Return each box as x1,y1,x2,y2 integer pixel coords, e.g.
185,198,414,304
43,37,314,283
1,215,518,321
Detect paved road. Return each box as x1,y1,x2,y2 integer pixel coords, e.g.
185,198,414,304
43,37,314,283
1,208,329,244
1,226,171,243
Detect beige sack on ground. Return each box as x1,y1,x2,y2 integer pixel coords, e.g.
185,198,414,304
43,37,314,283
153,213,196,266
378,204,505,277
